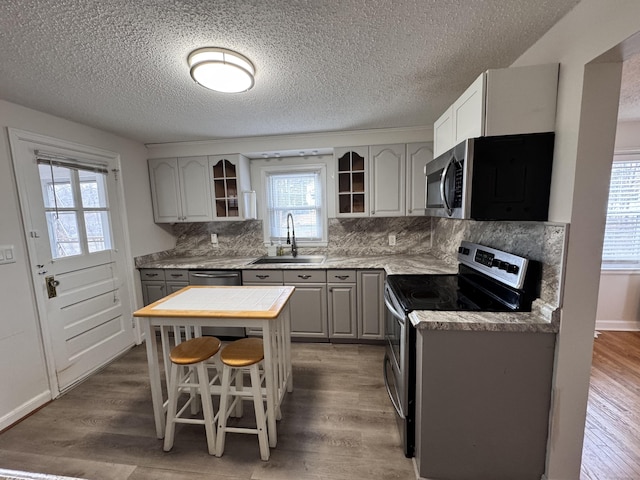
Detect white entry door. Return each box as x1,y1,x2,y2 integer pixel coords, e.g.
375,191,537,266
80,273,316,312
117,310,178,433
9,129,135,394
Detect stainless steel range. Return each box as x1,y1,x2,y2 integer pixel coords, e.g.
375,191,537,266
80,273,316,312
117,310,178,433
383,241,540,457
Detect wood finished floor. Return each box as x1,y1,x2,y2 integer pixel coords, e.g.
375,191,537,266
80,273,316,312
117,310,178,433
1,333,639,480
0,343,416,480
581,331,640,480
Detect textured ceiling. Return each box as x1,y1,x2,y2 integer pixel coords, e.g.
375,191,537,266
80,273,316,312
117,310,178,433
0,0,600,145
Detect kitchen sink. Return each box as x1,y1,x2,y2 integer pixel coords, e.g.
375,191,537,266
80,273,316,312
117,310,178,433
250,255,326,265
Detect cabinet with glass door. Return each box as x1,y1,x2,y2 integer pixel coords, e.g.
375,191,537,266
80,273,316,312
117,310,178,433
334,146,369,217
208,154,252,220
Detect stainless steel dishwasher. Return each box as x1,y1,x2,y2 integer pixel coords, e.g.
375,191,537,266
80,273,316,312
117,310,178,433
188,270,246,339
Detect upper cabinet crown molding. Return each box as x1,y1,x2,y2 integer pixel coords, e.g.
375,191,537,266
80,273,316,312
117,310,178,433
433,63,559,157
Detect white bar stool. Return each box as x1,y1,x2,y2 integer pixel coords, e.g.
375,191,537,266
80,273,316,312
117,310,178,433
163,336,222,455
215,337,270,461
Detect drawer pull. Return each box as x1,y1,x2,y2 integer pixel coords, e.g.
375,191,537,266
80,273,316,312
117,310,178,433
298,274,312,280
146,273,159,278
335,275,350,280
256,275,270,279
170,274,184,278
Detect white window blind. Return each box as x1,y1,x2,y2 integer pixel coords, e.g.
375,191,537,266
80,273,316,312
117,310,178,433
265,169,324,242
602,158,640,268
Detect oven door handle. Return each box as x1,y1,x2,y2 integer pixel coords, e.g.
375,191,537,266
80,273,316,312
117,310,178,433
383,352,404,419
384,289,406,322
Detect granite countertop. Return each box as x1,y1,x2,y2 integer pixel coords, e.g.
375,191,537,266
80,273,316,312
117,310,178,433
136,253,559,334
409,299,559,333
135,253,458,275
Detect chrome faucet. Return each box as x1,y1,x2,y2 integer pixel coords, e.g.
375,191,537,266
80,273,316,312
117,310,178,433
286,213,297,257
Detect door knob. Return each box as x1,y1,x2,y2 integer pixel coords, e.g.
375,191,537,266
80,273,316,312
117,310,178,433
45,276,60,299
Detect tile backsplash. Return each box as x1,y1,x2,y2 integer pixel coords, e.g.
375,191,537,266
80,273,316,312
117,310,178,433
169,217,433,257
137,216,567,309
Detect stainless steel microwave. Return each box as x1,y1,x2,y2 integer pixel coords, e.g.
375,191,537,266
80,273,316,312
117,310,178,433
424,132,555,221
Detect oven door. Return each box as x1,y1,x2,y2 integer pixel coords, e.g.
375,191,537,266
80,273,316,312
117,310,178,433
383,283,414,457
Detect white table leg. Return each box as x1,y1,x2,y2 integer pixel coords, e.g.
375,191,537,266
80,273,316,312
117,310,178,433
262,319,278,448
283,304,293,392
142,319,165,438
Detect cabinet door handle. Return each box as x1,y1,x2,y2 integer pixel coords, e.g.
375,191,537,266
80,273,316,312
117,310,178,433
256,275,270,279
335,275,350,280
298,274,312,280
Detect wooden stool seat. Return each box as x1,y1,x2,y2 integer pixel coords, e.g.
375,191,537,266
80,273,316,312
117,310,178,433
164,336,222,455
220,337,264,367
170,336,222,365
216,338,270,461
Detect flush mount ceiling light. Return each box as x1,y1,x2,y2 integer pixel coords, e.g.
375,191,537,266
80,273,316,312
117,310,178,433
188,47,255,93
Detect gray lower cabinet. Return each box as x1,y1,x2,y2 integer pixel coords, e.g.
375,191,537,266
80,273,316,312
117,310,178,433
327,270,357,339
415,330,555,480
241,268,383,342
140,269,188,305
357,269,385,339
284,270,328,339
165,269,189,295
242,270,284,336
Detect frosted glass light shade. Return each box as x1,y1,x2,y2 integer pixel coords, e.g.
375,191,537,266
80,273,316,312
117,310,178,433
188,48,255,93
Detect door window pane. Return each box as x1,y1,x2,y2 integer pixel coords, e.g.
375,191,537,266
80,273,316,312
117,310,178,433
39,165,75,208
85,211,112,253
46,211,81,257
79,170,108,208
38,160,113,258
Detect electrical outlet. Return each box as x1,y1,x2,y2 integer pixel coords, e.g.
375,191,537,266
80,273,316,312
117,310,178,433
388,234,396,246
210,233,219,246
0,245,15,265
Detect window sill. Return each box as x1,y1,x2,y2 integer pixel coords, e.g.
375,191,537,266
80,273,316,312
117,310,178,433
601,267,640,275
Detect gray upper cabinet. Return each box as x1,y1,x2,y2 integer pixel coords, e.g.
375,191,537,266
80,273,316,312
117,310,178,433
149,156,213,223
369,144,406,217
335,146,369,217
209,154,252,221
335,144,407,218
405,142,433,216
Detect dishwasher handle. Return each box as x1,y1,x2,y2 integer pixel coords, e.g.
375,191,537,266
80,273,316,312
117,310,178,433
190,272,240,279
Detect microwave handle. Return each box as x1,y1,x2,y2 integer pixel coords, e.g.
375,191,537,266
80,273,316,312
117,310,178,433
440,156,455,217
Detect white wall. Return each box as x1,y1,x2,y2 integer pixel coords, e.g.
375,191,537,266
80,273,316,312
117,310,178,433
596,120,640,331
0,99,171,430
512,1,640,478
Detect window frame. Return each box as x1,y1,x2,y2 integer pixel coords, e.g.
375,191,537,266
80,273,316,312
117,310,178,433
260,164,328,247
601,150,640,271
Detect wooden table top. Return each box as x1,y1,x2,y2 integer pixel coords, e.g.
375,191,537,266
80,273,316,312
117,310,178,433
133,285,296,319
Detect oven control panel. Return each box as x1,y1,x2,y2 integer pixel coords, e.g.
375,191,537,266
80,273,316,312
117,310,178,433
457,241,529,289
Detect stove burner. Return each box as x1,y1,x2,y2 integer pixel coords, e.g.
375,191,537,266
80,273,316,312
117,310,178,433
385,268,528,313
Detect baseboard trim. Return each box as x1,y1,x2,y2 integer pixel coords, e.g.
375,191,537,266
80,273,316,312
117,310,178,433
0,391,51,433
595,319,640,331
